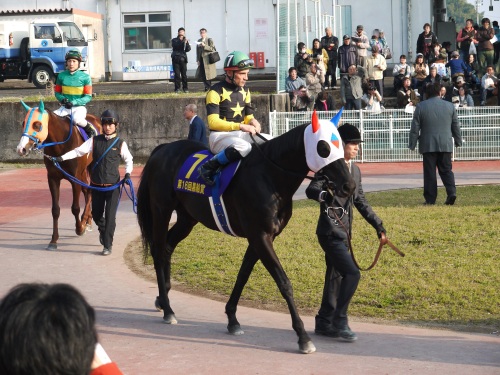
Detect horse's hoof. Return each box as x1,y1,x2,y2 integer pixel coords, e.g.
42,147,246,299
46,243,57,251
163,314,178,324
299,341,316,354
86,224,93,232
227,324,244,335
155,297,162,311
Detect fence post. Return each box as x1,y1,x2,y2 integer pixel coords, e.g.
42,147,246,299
389,113,394,149
359,109,364,163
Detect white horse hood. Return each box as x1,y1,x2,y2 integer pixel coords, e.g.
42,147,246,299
304,109,344,172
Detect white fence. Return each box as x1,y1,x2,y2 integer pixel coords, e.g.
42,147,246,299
269,108,500,162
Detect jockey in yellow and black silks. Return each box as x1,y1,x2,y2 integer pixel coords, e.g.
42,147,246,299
198,51,271,186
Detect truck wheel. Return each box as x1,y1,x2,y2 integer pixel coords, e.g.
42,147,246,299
32,66,55,89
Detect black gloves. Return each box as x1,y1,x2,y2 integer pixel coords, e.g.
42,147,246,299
124,173,131,186
377,226,386,239
61,98,73,109
52,156,63,163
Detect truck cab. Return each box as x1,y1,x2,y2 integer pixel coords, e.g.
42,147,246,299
0,20,88,88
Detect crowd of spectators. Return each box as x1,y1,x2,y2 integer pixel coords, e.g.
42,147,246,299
286,18,500,111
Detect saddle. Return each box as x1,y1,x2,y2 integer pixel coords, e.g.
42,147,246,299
175,150,241,236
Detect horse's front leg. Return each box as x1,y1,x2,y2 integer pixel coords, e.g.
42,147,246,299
70,181,85,236
225,246,259,335
80,186,93,231
251,234,316,354
47,177,61,250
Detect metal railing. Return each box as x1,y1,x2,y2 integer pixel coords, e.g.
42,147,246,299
269,108,500,162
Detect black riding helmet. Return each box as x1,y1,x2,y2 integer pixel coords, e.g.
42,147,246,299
100,109,119,126
338,124,363,143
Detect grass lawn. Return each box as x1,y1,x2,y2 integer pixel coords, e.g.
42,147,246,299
135,185,500,334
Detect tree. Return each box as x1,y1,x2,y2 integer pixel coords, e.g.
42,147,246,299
446,0,484,29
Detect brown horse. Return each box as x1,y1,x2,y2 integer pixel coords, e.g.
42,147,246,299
16,100,102,250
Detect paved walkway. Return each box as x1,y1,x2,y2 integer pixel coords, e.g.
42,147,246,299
0,161,499,374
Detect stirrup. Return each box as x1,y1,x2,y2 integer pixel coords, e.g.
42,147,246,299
198,164,220,186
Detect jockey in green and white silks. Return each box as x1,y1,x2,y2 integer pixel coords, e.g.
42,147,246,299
54,49,95,137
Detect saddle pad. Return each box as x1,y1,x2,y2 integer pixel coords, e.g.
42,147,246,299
175,150,241,197
75,122,99,141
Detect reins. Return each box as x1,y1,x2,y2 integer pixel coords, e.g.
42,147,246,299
34,113,75,150
250,133,314,181
44,154,137,214
329,198,405,271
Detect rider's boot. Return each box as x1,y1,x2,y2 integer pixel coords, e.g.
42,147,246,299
84,123,96,138
198,147,242,186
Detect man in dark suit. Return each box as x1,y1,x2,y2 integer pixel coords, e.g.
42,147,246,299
409,82,463,205
184,103,208,145
171,27,191,93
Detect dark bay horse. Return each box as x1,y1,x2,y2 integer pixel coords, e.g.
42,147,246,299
16,100,102,250
137,111,355,354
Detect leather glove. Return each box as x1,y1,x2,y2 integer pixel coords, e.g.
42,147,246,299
61,98,68,105
52,156,63,163
376,225,386,239
64,101,73,109
124,173,131,186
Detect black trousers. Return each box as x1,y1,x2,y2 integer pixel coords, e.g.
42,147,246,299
422,152,456,204
173,60,188,91
325,57,337,88
316,235,360,328
92,187,120,249
199,59,211,90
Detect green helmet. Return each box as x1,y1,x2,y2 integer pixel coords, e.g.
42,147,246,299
65,49,82,62
223,51,254,72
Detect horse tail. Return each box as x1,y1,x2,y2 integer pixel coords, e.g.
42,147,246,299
137,160,154,262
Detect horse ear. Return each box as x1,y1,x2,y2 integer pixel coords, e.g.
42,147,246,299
330,107,344,128
20,100,31,112
39,100,45,113
311,109,320,133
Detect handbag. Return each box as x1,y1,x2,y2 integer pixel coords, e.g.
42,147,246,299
208,50,220,64
382,47,392,60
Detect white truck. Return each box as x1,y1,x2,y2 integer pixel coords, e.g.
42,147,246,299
0,19,88,88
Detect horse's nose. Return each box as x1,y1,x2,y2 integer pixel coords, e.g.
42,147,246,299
342,180,356,196
16,146,27,156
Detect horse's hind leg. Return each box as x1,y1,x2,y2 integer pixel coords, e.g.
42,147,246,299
154,207,197,324
225,246,259,335
251,236,315,354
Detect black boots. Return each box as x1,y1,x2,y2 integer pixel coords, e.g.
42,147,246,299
198,147,242,186
84,124,96,137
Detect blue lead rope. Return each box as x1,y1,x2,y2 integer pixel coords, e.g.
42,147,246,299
46,155,137,214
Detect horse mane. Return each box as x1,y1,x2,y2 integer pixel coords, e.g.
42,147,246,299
257,123,308,161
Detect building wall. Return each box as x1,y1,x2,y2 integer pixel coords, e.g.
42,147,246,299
337,0,432,62
109,0,277,80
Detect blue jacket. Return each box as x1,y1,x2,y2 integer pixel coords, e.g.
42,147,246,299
188,115,208,145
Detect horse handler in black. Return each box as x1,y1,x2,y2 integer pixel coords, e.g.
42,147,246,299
306,124,386,341
52,110,133,256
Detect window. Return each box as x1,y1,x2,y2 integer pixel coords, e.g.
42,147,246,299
123,12,171,51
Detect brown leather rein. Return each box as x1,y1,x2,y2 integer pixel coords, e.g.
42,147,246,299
346,232,405,271
330,202,405,271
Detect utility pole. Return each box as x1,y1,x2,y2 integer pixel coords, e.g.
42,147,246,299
475,0,483,24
